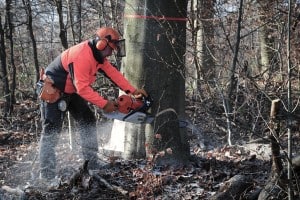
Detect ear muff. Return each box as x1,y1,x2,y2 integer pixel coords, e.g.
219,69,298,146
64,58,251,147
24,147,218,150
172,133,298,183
96,38,108,50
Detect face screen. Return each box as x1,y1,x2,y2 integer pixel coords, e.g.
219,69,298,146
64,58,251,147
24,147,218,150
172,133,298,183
115,39,126,57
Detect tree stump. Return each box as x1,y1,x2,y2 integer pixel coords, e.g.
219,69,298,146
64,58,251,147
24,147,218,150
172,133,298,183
258,99,287,200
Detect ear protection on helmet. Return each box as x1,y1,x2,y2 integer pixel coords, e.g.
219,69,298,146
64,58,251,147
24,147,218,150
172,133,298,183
96,37,108,51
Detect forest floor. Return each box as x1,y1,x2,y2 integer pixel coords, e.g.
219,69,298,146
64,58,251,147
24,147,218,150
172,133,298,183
0,98,295,199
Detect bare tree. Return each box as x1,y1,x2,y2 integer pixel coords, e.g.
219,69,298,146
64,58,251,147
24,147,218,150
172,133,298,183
257,0,280,80
22,0,40,87
0,13,11,117
54,0,68,49
186,0,216,100
68,0,82,44
4,0,15,114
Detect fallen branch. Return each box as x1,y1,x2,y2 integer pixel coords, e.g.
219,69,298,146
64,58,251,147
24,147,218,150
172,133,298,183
210,175,252,200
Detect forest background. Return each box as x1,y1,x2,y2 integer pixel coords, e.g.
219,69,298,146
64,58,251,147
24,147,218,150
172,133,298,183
1,0,300,199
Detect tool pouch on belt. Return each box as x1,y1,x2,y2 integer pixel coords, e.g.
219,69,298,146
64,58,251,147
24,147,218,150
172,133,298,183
37,68,61,103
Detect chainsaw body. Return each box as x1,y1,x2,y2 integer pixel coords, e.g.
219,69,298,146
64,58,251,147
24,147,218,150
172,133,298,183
103,94,154,124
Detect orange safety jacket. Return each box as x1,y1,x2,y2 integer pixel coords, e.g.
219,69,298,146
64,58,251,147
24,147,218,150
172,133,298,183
45,40,136,108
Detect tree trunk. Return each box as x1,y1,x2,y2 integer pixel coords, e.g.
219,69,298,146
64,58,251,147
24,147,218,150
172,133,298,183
5,0,15,114
226,0,243,100
123,123,146,159
109,0,148,159
55,0,68,49
0,14,11,117
110,0,189,165
222,0,244,146
75,0,82,42
186,0,199,97
198,0,215,81
67,0,76,45
22,0,40,89
67,0,82,44
257,1,279,80
187,0,215,99
258,99,287,200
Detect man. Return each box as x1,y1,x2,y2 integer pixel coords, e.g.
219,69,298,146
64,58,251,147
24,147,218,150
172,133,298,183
38,27,147,180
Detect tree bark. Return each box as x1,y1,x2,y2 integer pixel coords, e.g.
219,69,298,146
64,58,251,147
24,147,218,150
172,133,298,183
110,0,148,159
257,0,279,80
22,0,40,88
115,0,190,165
55,0,68,49
197,0,215,81
67,0,76,45
67,0,82,44
258,99,286,200
187,0,215,99
0,14,11,117
269,99,283,174
4,0,15,114
227,0,243,99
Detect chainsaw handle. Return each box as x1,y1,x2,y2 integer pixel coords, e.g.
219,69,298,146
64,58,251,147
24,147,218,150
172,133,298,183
132,89,148,99
103,100,118,113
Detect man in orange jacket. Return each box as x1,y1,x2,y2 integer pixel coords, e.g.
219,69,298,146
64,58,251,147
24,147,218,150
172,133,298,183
38,27,147,180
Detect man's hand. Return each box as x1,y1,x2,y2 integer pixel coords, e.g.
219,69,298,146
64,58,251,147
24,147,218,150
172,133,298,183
132,89,148,99
103,100,118,113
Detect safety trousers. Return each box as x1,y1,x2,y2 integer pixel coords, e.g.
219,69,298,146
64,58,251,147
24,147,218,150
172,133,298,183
39,93,99,179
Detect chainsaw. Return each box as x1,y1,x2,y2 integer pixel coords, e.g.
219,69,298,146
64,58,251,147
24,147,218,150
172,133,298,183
103,94,154,124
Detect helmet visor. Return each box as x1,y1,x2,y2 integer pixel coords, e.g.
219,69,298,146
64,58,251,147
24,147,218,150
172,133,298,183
114,39,126,57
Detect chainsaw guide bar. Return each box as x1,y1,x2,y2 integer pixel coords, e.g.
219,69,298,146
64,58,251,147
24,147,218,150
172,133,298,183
104,111,154,124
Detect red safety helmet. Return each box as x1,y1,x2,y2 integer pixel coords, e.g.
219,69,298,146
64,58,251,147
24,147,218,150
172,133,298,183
95,27,126,57
95,27,119,50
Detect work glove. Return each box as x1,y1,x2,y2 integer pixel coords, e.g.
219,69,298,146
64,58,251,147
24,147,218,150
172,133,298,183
103,100,118,113
132,89,148,99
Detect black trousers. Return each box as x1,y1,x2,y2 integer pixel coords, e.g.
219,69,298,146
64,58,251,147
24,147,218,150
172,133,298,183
39,93,99,179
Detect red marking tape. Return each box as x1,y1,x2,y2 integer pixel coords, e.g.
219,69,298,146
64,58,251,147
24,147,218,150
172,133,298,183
124,14,187,21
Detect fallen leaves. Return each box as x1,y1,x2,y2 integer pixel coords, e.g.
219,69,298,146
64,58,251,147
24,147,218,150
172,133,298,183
0,99,275,199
